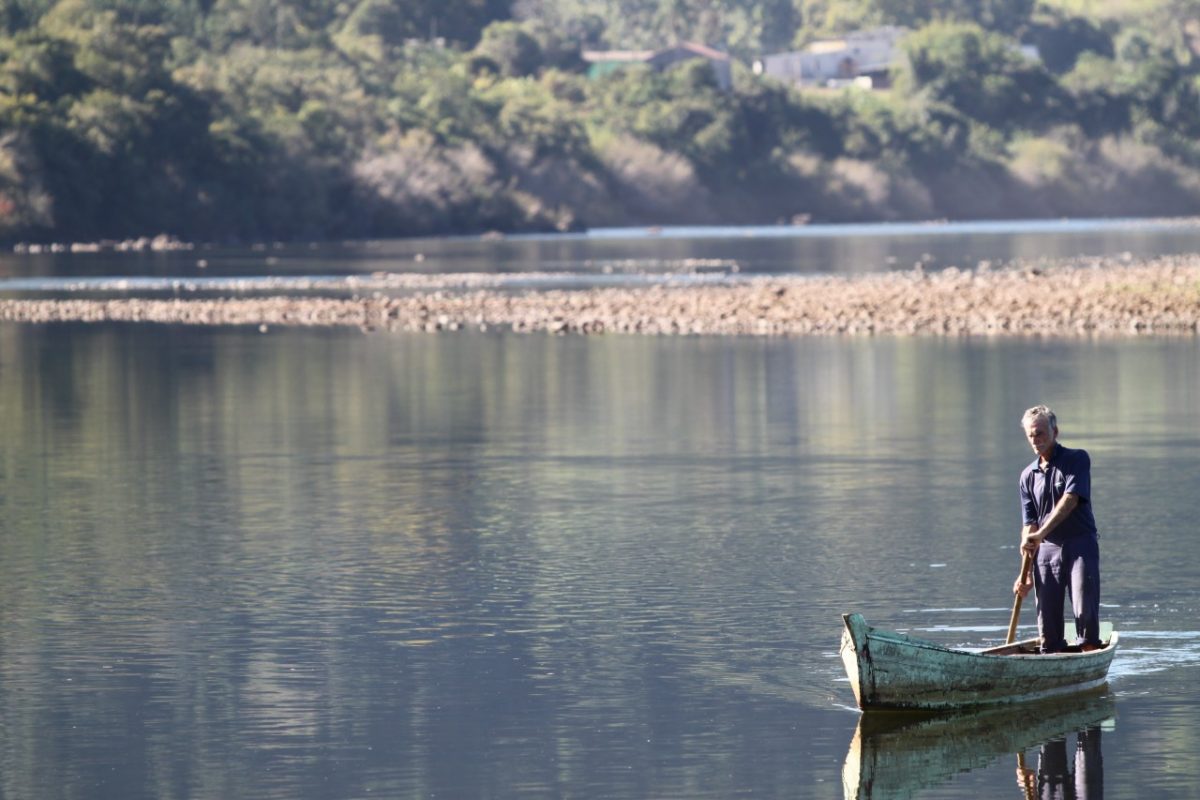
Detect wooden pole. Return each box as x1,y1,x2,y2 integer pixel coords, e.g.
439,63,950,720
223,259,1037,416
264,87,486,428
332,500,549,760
1017,752,1036,800
1006,552,1034,645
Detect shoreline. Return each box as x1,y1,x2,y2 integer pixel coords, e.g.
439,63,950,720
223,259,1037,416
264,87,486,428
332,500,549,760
3,255,1199,336
10,216,1200,255
12,235,195,254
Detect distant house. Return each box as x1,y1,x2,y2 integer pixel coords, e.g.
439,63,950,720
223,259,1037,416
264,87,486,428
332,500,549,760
755,26,907,89
582,42,733,91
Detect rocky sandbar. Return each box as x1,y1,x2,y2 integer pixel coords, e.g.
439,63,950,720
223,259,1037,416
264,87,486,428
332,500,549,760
2,255,1199,336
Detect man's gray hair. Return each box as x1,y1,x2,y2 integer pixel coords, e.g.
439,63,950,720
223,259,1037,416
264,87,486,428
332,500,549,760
1021,404,1057,430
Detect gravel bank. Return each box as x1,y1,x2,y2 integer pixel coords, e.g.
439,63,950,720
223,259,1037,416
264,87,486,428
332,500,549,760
3,256,1200,336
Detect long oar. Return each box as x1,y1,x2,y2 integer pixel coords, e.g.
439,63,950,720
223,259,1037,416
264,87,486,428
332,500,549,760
1006,552,1033,644
1016,752,1036,800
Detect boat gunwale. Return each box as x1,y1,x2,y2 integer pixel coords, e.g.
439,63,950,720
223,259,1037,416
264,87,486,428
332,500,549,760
865,628,1120,662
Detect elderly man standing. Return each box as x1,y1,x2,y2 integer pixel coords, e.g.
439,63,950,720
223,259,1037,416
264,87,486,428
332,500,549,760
1013,405,1103,653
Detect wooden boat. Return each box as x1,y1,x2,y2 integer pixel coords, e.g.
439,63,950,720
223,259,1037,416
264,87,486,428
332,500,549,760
843,689,1115,799
839,612,1118,710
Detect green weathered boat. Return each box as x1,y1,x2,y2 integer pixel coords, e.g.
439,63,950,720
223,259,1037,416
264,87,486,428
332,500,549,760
839,612,1119,710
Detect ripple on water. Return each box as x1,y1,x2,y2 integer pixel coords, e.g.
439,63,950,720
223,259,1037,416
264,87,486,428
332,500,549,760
1107,630,1200,684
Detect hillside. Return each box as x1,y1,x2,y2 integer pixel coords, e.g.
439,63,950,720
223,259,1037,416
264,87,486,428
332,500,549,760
2,0,1200,243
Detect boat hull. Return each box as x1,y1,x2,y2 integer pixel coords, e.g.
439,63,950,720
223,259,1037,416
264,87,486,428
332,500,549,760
840,613,1118,710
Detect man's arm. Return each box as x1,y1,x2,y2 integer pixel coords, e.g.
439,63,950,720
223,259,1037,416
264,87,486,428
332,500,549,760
1022,493,1080,553
1014,523,1038,597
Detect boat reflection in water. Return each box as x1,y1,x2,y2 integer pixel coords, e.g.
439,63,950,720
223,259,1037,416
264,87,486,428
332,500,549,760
843,690,1114,799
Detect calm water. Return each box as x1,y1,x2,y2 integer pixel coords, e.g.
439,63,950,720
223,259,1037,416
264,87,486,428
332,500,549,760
6,217,1200,284
3,222,1200,799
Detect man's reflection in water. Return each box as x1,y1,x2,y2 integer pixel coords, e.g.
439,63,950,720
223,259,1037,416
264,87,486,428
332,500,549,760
1018,726,1103,800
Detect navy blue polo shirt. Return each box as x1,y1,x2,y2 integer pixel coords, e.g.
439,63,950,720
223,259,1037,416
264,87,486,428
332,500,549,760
1019,443,1097,544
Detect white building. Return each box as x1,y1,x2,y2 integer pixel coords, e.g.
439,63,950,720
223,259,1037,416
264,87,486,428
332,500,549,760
755,27,908,88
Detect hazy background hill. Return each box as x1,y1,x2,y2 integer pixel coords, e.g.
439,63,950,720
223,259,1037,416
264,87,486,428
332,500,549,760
3,0,1200,243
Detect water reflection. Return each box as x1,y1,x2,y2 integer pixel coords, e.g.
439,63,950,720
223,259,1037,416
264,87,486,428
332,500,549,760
3,322,1200,798
1017,725,1103,800
843,692,1114,800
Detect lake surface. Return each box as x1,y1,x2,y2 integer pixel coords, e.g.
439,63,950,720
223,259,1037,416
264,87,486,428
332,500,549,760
6,217,1200,286
3,221,1200,798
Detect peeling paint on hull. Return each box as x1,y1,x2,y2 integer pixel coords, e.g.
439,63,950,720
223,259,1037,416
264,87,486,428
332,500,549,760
839,613,1119,711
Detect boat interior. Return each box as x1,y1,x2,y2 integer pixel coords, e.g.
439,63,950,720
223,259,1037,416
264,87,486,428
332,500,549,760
980,621,1115,656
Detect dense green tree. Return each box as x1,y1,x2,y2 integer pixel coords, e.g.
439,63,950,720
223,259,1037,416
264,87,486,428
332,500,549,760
472,20,542,76
514,0,798,60
894,21,1062,132
1024,7,1112,73
0,0,55,32
1060,52,1132,136
798,0,1034,36
0,30,86,99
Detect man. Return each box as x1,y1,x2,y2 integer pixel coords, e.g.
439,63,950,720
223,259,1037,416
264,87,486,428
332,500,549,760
1013,405,1102,653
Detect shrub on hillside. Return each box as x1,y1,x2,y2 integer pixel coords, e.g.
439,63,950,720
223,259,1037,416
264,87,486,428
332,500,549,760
593,133,715,224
